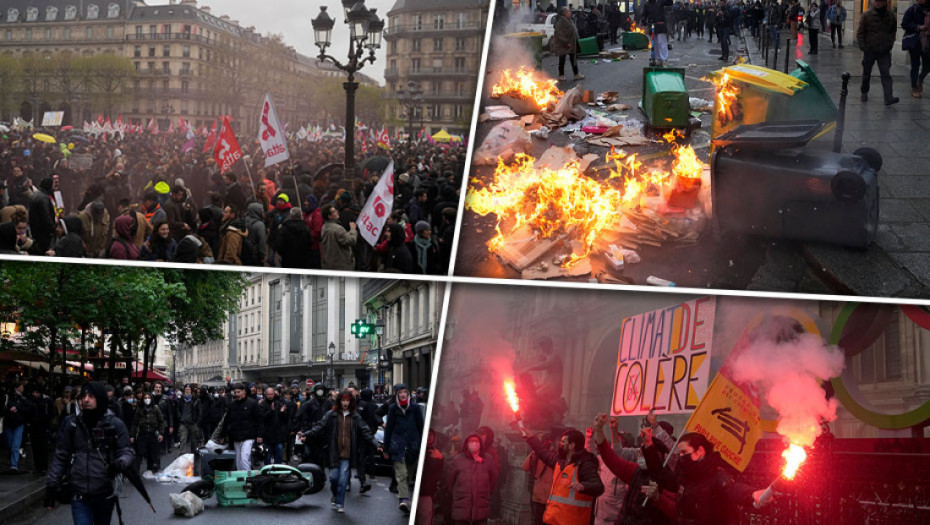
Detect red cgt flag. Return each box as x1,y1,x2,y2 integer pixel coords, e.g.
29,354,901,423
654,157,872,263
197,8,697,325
212,116,242,173
202,118,217,153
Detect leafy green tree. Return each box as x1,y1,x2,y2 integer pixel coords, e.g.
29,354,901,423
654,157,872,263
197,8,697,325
0,55,22,122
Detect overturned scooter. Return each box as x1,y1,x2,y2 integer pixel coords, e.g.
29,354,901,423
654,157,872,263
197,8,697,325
180,442,325,507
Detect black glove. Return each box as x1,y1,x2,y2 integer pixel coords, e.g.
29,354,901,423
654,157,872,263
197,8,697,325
107,463,122,477
44,485,57,508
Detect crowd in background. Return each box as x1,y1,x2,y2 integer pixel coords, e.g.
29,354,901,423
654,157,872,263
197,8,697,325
0,131,462,274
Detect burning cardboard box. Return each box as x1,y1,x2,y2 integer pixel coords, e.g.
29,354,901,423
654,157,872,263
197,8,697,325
490,67,564,115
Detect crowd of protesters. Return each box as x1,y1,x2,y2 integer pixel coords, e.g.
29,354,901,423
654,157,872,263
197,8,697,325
0,129,462,274
0,375,426,520
418,391,772,525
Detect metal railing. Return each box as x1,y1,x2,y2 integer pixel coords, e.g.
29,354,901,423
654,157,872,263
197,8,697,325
126,33,215,44
384,21,483,35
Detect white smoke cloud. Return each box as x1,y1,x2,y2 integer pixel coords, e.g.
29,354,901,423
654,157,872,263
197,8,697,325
729,323,845,448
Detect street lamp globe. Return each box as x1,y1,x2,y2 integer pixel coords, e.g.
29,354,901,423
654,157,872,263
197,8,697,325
328,341,336,356
366,8,384,49
347,2,370,42
311,6,335,50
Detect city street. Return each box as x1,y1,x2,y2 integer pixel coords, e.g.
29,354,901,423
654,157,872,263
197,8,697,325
7,449,409,525
456,28,930,297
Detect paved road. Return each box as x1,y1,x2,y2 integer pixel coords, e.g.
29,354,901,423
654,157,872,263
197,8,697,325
8,449,410,525
456,32,832,292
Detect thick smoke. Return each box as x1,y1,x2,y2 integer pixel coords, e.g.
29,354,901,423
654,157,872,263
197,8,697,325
728,317,845,448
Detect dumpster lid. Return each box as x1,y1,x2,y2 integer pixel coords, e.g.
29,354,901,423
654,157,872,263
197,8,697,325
716,64,807,95
642,66,686,100
790,60,836,106
711,120,827,148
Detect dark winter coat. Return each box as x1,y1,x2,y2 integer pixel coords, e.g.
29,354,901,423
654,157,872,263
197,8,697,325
258,398,290,444
177,396,201,426
47,412,133,498
222,396,263,443
644,0,670,33
3,391,32,428
303,409,378,469
153,395,177,432
224,182,249,214
550,14,580,55
275,218,315,268
28,189,56,253
244,203,268,262
130,404,165,438
382,398,424,462
645,447,755,525
447,434,499,522
109,215,140,260
527,435,605,499
857,7,898,53
384,223,413,273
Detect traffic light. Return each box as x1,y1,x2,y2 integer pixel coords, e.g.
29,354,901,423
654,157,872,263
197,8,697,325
350,319,374,338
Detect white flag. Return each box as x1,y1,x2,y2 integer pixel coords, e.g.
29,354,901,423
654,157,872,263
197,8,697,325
357,161,395,247
258,93,289,167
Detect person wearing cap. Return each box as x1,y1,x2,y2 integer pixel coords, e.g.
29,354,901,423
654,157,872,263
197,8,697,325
382,383,425,513
45,382,134,522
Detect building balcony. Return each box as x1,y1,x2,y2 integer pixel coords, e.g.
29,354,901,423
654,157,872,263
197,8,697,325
407,67,473,78
132,87,202,99
385,21,484,37
136,68,172,76
126,33,215,44
384,68,400,79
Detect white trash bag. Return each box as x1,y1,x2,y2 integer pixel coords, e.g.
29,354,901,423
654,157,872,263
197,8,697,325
157,453,200,483
169,491,205,517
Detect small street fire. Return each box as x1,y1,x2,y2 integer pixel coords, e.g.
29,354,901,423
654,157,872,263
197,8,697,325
465,133,709,275
490,67,564,111
712,73,742,129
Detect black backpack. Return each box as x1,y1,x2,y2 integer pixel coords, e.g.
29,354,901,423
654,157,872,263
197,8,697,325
239,225,262,266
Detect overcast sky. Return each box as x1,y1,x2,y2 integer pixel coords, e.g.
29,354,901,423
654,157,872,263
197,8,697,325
151,0,396,84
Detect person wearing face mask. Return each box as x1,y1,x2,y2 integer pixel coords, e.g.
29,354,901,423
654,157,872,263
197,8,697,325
118,386,136,430
382,384,425,513
45,382,134,522
177,385,202,454
296,384,332,468
519,424,605,525
130,392,164,474
299,390,381,514
857,0,900,105
201,388,226,441
642,432,771,524
446,433,498,525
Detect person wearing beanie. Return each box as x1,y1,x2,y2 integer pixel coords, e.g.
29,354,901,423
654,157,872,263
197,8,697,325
382,384,424,513
45,382,134,522
410,220,439,274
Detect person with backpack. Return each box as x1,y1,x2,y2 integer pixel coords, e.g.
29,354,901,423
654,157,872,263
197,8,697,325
108,215,140,260
264,193,292,266
243,202,268,266
45,382,134,523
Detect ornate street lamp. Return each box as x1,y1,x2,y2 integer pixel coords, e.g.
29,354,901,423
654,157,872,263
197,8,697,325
312,1,383,180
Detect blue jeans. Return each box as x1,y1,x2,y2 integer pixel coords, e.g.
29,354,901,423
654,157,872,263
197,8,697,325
3,424,23,470
71,496,116,525
264,442,284,465
329,459,351,506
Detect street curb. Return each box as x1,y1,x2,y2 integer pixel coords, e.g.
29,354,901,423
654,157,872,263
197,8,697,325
0,478,46,521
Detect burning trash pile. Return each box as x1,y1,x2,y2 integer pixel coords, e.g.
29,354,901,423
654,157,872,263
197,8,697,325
490,67,564,115
465,132,710,280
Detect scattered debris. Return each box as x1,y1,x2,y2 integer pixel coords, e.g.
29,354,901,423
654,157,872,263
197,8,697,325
473,120,533,165
485,105,520,121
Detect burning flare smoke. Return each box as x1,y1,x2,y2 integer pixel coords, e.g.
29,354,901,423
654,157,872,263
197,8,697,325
729,320,845,477
504,379,520,414
491,67,564,108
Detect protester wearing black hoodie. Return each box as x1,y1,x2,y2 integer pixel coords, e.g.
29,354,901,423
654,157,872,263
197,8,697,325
384,223,413,273
276,207,315,268
29,177,57,253
46,382,134,521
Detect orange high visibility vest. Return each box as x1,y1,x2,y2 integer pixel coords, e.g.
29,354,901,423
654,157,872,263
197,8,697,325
543,462,595,525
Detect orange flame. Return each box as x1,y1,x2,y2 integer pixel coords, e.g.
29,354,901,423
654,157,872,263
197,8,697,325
712,73,742,127
504,379,520,413
466,144,705,267
490,67,564,108
781,443,807,480
186,463,194,477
